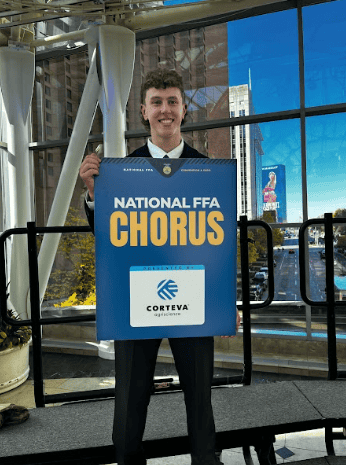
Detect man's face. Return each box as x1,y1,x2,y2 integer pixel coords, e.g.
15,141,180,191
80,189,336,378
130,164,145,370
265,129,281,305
141,87,187,146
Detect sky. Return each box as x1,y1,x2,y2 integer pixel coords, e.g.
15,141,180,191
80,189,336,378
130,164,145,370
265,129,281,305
166,0,346,222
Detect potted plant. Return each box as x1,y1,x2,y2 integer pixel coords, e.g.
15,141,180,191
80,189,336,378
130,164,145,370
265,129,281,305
0,289,32,394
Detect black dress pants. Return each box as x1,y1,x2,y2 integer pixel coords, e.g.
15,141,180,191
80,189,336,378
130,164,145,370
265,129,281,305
112,337,216,465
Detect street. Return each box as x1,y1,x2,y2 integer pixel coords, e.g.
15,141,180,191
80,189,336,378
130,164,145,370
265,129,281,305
250,237,346,334
270,238,326,302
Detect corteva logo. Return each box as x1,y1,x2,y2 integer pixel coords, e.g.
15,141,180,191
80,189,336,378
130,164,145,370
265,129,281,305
157,279,178,300
129,265,205,327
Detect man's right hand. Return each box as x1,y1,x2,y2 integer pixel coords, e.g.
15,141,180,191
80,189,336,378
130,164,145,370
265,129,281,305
79,153,101,201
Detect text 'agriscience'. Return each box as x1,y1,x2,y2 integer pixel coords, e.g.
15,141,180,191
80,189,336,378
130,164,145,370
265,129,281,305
109,197,224,247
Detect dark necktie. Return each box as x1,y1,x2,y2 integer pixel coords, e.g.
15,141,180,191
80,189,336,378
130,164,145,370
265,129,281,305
163,155,169,158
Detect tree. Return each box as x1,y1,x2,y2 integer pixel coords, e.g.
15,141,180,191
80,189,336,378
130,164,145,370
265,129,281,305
333,208,346,236
237,230,258,267
44,207,95,305
250,211,284,257
336,235,346,254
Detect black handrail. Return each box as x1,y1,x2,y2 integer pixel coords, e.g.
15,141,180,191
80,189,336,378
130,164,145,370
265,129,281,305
0,225,94,327
0,223,96,406
299,213,346,380
238,215,275,385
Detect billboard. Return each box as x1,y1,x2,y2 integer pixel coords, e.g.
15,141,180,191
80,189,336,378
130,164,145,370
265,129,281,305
94,157,237,341
262,164,287,223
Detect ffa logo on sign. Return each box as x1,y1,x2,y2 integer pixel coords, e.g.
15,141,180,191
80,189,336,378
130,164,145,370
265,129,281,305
163,165,171,175
157,279,178,300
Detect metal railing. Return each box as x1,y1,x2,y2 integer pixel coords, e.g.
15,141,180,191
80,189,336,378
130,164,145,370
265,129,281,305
299,212,346,380
0,216,274,407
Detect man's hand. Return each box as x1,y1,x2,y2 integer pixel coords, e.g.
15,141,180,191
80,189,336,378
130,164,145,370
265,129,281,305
220,310,241,339
79,152,101,201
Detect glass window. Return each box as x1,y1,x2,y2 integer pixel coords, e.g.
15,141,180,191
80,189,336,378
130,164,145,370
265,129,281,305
30,2,346,342
33,53,100,142
33,147,87,226
306,113,346,219
304,1,346,108
227,10,299,114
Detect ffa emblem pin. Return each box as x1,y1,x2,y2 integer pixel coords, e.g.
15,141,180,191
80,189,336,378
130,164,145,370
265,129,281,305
163,165,171,175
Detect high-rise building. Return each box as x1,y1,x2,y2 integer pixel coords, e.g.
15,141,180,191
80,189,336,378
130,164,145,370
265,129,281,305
229,84,264,220
262,164,287,223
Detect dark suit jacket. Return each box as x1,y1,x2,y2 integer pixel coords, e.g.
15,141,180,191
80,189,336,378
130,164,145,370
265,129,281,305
84,142,208,231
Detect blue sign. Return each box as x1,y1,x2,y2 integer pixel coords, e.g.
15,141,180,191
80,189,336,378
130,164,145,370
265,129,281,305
95,157,237,340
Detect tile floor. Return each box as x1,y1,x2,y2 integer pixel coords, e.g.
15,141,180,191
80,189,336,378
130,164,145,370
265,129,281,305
1,351,346,464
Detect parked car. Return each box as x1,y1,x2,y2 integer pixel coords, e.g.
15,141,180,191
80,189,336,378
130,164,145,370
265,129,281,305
259,267,269,279
253,271,266,281
288,249,295,254
249,284,263,301
252,272,267,289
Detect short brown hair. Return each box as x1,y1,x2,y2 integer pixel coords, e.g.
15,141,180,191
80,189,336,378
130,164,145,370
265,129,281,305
140,68,187,131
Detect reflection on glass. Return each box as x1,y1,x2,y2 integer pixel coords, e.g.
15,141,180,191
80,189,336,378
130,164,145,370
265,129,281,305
304,1,346,108
33,147,88,227
227,9,299,114
306,113,346,220
33,52,101,143
127,23,229,130
35,18,88,52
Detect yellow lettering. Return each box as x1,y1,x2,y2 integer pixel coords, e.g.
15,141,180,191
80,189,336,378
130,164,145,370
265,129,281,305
170,212,187,246
189,211,206,246
110,210,225,247
207,211,224,245
110,211,128,247
130,211,148,246
150,211,168,246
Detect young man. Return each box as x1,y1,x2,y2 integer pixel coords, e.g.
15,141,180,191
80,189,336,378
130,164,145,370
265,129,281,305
80,68,239,465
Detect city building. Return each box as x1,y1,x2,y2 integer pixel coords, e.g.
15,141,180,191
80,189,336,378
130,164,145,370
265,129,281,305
229,83,264,220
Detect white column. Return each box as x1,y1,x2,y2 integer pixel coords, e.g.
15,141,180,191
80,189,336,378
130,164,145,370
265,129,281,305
92,25,136,359
98,25,135,159
37,48,101,303
0,47,35,319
